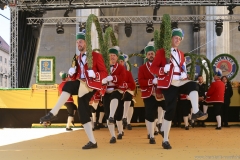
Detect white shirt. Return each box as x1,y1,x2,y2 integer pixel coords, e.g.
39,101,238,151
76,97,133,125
78,52,87,79
171,48,186,80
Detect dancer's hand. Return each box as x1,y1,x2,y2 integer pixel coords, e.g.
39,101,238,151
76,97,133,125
68,67,76,76
87,70,96,78
152,78,158,85
107,76,113,82
180,72,187,80
164,64,171,73
102,78,108,84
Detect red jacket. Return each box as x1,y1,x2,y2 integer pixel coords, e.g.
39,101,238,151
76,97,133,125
118,69,136,91
106,63,126,90
150,48,185,88
138,62,155,98
205,80,225,103
58,81,74,102
70,51,108,90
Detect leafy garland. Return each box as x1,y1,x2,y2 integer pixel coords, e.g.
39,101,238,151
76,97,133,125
85,14,105,69
154,30,160,50
103,27,112,74
36,56,55,84
160,14,171,61
211,53,239,80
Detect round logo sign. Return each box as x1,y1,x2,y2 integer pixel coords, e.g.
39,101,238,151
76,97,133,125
211,54,239,80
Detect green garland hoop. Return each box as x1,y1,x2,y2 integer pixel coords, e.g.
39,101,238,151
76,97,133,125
86,14,104,69
211,53,239,80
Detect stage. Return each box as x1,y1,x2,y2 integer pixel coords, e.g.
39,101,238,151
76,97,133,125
0,126,240,160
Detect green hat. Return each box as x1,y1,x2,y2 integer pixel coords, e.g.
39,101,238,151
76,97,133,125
76,32,85,40
187,72,190,74
172,28,184,40
118,55,125,61
144,45,155,54
59,71,67,79
109,46,119,56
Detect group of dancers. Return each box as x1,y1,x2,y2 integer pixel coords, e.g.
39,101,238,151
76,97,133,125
39,27,228,150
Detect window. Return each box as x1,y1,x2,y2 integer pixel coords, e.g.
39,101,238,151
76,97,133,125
0,56,2,62
5,58,7,64
5,76,7,87
5,68,7,73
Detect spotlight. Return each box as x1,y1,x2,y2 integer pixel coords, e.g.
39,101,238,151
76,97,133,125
102,22,110,33
56,22,64,34
125,21,132,37
0,1,7,10
227,5,236,15
238,22,240,31
79,22,86,32
171,22,178,29
193,23,200,32
146,21,154,33
215,19,223,36
32,24,41,38
64,8,73,17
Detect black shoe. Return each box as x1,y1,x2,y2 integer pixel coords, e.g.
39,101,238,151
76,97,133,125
147,134,150,139
149,137,156,144
122,118,127,126
224,125,230,128
157,123,162,133
154,131,158,135
127,124,132,130
215,127,221,130
94,122,100,130
192,110,208,121
92,128,95,131
201,122,206,128
122,131,124,136
162,141,172,149
110,137,116,143
117,134,123,140
66,128,73,131
185,126,189,130
40,112,57,124
191,121,195,128
82,141,97,149
108,117,115,125
98,123,105,128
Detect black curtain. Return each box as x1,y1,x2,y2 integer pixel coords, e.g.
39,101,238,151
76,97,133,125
18,11,40,88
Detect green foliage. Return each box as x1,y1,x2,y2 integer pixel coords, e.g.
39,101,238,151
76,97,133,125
154,30,160,50
103,27,112,74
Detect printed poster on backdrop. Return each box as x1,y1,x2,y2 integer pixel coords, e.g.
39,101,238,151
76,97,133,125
211,54,239,80
37,56,55,84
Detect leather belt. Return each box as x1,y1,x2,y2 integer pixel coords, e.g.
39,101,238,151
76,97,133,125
173,72,181,75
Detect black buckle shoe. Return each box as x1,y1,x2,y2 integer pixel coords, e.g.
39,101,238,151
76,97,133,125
215,127,221,130
147,134,150,139
127,124,132,130
98,123,105,128
192,110,208,121
154,131,158,135
40,112,57,124
108,117,115,125
149,137,156,144
117,134,123,140
94,122,100,130
162,141,172,149
185,126,189,130
82,141,97,149
110,137,116,143
122,118,127,126
66,128,73,131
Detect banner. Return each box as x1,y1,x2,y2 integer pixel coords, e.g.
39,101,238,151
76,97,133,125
37,56,55,84
211,54,239,80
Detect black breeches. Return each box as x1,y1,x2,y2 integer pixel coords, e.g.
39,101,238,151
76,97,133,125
213,102,223,116
77,90,96,124
64,102,77,117
161,81,198,121
143,95,158,122
180,100,192,117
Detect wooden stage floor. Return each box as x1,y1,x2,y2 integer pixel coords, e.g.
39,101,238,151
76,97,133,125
0,126,240,160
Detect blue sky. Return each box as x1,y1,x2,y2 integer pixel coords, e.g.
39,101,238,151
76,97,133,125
0,7,10,45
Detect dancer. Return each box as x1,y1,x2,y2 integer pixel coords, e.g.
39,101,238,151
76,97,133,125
150,28,208,149
40,32,108,149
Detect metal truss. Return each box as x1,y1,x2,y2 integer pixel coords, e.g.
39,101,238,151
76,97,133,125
26,14,240,25
10,7,18,88
3,0,240,11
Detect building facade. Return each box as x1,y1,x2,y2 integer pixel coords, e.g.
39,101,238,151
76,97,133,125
0,36,10,88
